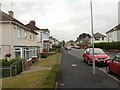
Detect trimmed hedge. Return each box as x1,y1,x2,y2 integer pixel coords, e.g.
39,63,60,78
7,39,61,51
43,64,60,88
50,45,61,53
2,58,25,77
94,42,120,50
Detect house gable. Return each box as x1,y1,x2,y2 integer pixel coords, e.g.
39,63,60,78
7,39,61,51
0,10,38,35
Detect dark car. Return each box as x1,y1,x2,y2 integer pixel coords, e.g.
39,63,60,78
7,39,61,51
106,53,120,75
83,48,110,66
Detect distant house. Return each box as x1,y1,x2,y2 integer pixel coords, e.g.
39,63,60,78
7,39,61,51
65,40,75,47
49,36,59,49
0,10,39,59
26,21,50,53
106,24,120,42
91,32,107,43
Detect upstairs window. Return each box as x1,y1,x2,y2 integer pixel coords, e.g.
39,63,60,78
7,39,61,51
24,31,27,39
18,29,21,38
95,37,100,41
30,34,32,40
30,34,32,39
102,37,104,41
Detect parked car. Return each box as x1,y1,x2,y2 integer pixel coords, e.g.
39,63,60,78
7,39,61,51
106,53,120,75
83,48,110,66
71,46,81,49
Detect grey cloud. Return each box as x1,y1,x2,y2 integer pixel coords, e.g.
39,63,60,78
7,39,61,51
1,0,119,41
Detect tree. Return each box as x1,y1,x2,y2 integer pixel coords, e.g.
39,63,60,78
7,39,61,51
59,40,65,47
77,33,91,48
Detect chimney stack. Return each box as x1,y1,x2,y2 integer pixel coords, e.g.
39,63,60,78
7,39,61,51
30,20,36,26
8,11,14,17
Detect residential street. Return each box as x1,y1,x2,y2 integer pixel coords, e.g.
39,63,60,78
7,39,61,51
58,48,120,88
0,1,120,89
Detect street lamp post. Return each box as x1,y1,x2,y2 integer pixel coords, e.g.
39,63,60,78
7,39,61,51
90,0,95,75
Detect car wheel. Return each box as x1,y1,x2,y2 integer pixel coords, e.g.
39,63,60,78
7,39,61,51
83,55,86,62
106,65,112,74
83,56,85,62
83,59,85,62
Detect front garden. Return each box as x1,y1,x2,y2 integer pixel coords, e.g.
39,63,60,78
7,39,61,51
1,58,24,77
2,53,61,89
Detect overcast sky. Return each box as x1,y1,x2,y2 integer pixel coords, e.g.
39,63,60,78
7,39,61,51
1,0,119,41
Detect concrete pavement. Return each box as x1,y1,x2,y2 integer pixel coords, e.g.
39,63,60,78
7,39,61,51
58,48,120,89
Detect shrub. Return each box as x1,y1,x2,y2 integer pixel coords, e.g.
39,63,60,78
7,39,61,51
2,58,24,77
43,64,60,88
94,42,120,50
50,45,61,53
41,53,48,58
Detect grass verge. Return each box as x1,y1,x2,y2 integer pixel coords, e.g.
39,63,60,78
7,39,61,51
43,64,60,88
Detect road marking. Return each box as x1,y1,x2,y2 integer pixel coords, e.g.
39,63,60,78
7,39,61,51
59,83,65,86
72,64,77,67
99,68,120,83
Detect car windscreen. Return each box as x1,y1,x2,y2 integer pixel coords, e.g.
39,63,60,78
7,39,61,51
116,54,120,62
89,48,105,54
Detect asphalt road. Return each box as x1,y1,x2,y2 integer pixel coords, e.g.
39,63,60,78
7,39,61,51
68,48,120,81
58,48,120,89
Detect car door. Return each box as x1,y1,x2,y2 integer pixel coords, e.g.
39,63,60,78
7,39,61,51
118,62,120,75
110,56,120,75
115,56,120,75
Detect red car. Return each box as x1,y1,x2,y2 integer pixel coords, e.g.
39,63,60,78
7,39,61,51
83,48,110,65
106,53,120,75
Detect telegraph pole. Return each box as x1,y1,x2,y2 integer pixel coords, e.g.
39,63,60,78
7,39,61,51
11,0,13,11
90,0,95,75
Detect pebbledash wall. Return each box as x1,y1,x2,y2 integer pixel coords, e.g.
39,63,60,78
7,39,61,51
106,29,120,42
0,21,39,60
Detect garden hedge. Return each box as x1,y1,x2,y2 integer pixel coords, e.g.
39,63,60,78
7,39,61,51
94,42,120,50
2,58,24,77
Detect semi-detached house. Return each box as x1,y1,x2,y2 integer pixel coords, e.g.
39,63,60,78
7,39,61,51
92,32,107,43
26,21,50,53
49,36,59,49
106,24,120,42
0,10,40,60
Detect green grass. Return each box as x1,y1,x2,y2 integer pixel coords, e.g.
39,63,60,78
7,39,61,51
43,64,60,88
33,53,60,67
2,70,50,88
2,53,61,88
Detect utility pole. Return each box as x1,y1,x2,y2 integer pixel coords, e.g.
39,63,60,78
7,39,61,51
90,0,95,75
0,1,1,11
11,0,13,11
